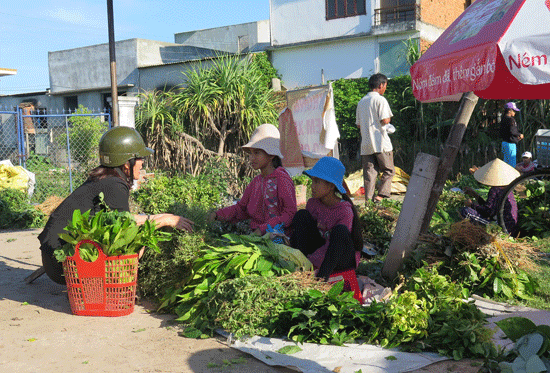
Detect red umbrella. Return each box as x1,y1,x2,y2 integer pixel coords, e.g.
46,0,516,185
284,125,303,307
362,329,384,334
384,0,550,279
411,0,550,102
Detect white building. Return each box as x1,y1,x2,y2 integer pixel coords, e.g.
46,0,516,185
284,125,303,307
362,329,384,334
269,0,467,89
0,1,471,109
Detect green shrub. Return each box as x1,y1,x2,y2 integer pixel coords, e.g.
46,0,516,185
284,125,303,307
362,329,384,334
292,174,311,186
55,105,108,170
132,173,225,215
250,52,281,90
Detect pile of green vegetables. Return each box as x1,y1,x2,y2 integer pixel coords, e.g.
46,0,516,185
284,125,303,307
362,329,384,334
175,262,497,360
0,188,45,229
126,169,547,366
159,233,313,335
53,208,171,262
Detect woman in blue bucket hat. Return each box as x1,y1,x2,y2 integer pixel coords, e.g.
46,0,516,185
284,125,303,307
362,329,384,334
289,156,363,280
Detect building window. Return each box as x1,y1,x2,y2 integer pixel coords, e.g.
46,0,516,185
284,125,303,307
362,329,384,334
379,39,412,78
375,0,419,25
64,96,78,113
326,0,366,20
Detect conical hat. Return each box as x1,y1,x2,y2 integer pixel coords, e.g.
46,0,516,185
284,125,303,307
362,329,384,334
473,158,520,187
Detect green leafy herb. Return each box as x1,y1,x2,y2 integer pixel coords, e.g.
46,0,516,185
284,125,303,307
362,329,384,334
53,206,172,262
277,345,303,354
162,234,312,335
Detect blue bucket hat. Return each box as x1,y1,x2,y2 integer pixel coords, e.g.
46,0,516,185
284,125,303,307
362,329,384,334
303,156,346,194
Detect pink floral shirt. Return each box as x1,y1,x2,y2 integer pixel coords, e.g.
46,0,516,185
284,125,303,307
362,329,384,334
216,167,297,234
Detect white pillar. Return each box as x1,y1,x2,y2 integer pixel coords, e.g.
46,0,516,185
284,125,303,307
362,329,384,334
107,96,139,128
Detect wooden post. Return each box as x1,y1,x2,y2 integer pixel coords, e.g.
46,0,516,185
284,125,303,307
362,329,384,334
419,92,479,234
382,152,440,280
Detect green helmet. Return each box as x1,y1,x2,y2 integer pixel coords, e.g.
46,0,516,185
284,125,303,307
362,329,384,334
99,126,153,167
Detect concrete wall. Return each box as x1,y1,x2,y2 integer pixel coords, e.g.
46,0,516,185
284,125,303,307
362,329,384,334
174,21,270,54
272,37,379,89
270,0,373,46
48,39,138,94
0,93,63,112
48,39,191,96
420,0,469,30
76,92,105,111
135,39,215,66
138,59,217,92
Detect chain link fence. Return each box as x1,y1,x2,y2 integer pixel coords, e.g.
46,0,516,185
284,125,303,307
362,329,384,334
0,107,110,203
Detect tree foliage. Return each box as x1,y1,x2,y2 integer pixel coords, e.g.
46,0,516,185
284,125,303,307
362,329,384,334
172,54,280,155
136,53,281,175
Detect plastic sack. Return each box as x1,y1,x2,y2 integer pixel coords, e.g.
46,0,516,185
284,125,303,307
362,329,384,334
0,160,36,197
270,242,314,272
344,166,410,195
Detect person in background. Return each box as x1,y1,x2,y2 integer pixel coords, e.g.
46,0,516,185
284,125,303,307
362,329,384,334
209,123,296,237
289,157,363,280
460,158,520,236
499,101,524,167
515,151,536,174
356,73,395,203
38,126,194,284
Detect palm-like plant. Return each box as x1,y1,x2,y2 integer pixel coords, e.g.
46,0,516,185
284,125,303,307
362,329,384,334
173,54,279,155
135,90,181,169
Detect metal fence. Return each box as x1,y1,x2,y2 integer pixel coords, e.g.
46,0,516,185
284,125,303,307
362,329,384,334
0,107,110,203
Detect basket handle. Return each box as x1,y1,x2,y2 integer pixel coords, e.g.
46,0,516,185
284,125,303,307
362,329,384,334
73,239,107,264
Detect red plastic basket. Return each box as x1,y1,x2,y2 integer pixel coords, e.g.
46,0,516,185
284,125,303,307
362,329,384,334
62,240,139,317
327,268,364,304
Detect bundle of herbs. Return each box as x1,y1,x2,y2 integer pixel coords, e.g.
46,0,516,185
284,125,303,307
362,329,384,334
138,230,207,301
275,266,496,359
358,201,399,254
53,207,172,263
408,221,539,302
402,266,497,360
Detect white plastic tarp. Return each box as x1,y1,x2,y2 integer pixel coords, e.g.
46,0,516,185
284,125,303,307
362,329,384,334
224,297,550,372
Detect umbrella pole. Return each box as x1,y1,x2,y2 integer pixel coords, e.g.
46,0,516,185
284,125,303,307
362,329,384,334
419,91,479,234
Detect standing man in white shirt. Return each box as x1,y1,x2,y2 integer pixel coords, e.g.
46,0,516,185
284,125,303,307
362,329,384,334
356,73,395,203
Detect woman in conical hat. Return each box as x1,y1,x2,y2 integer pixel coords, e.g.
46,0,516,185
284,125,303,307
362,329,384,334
460,158,520,235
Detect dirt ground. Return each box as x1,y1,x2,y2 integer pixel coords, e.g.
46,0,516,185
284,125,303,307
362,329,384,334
0,228,482,373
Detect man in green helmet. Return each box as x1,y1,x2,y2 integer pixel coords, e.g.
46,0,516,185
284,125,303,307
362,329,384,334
38,126,194,284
